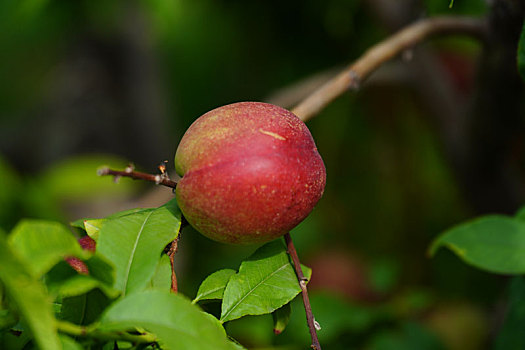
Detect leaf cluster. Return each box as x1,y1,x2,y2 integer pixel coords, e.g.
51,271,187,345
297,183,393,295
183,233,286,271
0,199,313,349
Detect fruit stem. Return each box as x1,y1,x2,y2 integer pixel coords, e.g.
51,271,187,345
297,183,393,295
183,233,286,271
284,232,321,350
97,166,178,189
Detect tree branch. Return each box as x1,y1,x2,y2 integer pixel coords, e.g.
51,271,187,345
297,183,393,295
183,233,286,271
284,232,321,350
97,166,177,189
291,16,487,121
167,234,181,293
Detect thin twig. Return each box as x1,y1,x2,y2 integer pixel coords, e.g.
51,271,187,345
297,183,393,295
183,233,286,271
284,232,321,350
168,234,181,293
97,166,177,189
291,16,486,121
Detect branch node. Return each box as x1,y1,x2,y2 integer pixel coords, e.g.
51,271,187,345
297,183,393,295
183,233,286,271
314,319,322,331
125,163,135,173
97,167,109,176
348,70,361,90
97,166,177,189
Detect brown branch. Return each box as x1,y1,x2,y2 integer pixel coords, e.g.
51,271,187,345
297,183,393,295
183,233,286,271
97,166,177,189
284,232,321,350
291,16,487,121
167,235,181,293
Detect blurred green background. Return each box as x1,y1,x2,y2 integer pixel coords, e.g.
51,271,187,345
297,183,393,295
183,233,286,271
2,0,524,349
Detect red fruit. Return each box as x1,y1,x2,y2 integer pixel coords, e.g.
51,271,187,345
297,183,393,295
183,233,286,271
175,102,326,244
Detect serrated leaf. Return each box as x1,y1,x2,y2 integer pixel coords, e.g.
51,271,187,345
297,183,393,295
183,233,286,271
98,290,239,350
273,303,291,335
429,215,525,274
8,219,88,278
518,19,525,81
96,199,181,296
220,241,311,323
194,269,236,303
0,231,61,350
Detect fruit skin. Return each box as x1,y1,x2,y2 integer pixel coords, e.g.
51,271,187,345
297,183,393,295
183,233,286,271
175,102,326,244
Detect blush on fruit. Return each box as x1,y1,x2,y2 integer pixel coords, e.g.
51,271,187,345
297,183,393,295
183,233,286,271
175,102,326,244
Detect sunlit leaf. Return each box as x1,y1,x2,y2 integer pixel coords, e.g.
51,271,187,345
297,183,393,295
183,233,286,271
429,215,525,274
0,231,60,350
96,199,181,296
8,219,89,277
220,241,311,323
98,290,239,350
272,303,291,335
72,208,144,241
194,269,236,303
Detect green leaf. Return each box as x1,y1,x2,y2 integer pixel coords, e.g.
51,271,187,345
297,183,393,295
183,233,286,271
494,277,525,349
148,254,172,291
96,199,181,296
72,208,145,241
8,219,88,278
0,231,61,350
220,241,311,323
59,334,84,350
518,19,525,82
98,290,239,350
515,205,525,222
272,303,291,335
194,269,236,303
45,258,118,299
60,288,112,326
429,215,525,274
